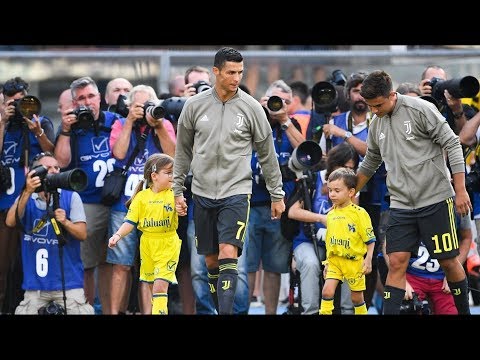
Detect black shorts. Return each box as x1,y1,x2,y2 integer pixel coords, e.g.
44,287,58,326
193,194,250,257
386,198,459,260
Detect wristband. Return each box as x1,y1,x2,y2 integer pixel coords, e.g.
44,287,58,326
60,130,71,136
35,128,45,138
114,233,122,239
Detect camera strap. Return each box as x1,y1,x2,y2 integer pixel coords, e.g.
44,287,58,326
123,126,151,172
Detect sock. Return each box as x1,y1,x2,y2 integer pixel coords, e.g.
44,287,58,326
448,278,471,315
383,285,405,315
319,297,334,315
354,301,368,315
152,292,168,315
207,267,220,313
217,258,238,315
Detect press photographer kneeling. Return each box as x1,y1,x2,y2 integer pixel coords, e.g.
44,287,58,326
5,152,93,315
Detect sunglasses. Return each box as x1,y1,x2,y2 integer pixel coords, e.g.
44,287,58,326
3,82,28,97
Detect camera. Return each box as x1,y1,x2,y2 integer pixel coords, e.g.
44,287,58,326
143,101,165,122
158,97,188,124
108,94,129,118
11,95,42,124
466,161,480,193
288,140,323,179
32,165,88,193
267,95,284,112
38,301,65,315
330,69,347,86
192,80,211,93
70,106,95,130
399,292,429,315
311,81,338,114
428,76,480,102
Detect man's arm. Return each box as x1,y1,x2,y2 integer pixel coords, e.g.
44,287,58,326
54,109,76,168
356,170,372,195
55,191,87,241
5,169,39,227
172,114,194,197
459,110,480,147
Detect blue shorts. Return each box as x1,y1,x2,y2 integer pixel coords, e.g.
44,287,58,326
107,210,139,266
246,206,290,274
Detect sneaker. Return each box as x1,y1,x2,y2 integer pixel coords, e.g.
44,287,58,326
250,296,263,308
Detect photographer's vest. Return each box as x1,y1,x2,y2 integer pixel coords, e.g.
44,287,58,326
21,190,84,291
330,111,388,208
69,111,118,204
0,116,52,211
292,170,329,251
110,120,164,212
251,122,296,205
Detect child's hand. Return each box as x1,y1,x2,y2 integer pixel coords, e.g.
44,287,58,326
108,233,121,248
362,260,372,275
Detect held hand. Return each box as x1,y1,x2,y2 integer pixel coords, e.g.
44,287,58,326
25,114,42,135
442,277,451,294
418,78,432,96
175,195,188,216
62,108,77,131
4,99,15,121
271,199,285,220
362,260,372,275
108,234,120,248
25,169,41,194
183,84,197,98
455,190,472,217
444,89,463,113
54,208,67,225
404,280,414,300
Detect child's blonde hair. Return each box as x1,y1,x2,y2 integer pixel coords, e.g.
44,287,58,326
125,153,174,208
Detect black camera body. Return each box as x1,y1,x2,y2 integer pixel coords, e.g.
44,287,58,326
193,80,211,93
38,301,65,315
32,165,88,193
331,69,347,86
109,94,129,118
466,161,480,194
399,292,425,315
158,97,188,124
428,76,480,103
70,106,95,130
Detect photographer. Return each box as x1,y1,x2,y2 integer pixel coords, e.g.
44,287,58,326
0,77,55,313
419,65,477,134
104,77,133,114
54,76,121,313
5,152,93,314
108,84,176,314
247,79,305,314
183,65,212,99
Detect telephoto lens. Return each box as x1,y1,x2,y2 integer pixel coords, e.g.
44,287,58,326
267,96,284,112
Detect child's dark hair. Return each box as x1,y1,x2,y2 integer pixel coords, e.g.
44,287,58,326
327,167,357,190
325,142,359,180
125,153,174,208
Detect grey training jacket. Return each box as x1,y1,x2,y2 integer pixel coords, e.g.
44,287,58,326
359,93,464,210
173,87,284,202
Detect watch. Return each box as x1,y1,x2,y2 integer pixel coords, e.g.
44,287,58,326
344,131,353,140
281,119,292,131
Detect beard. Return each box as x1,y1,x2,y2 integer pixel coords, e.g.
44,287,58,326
352,100,368,113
